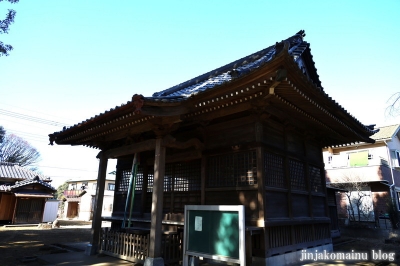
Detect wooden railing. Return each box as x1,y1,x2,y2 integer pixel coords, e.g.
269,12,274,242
99,228,182,265
265,223,331,256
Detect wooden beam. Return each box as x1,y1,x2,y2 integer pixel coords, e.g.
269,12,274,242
141,105,188,116
162,135,204,150
146,149,202,165
104,139,157,158
104,135,203,160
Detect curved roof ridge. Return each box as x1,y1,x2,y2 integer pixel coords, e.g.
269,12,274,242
153,30,305,98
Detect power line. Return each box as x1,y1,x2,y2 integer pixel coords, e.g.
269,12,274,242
33,165,98,172
3,129,50,144
0,109,70,127
7,129,48,139
0,102,78,124
0,116,58,131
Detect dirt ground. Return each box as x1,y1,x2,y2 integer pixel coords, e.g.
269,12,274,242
0,223,92,266
1,223,400,266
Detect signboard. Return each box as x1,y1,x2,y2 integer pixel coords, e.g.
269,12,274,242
183,205,245,266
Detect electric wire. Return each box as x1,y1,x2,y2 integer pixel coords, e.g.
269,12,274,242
0,108,71,127
31,165,97,172
0,102,78,124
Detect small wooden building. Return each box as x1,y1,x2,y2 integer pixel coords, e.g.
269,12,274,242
49,31,377,265
0,162,56,224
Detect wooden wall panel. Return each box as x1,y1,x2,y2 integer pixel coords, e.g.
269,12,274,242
291,194,309,217
0,194,15,221
312,196,327,217
205,190,259,221
305,141,322,163
265,191,288,218
263,124,285,150
205,117,256,149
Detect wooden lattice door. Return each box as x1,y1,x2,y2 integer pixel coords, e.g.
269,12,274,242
14,198,44,224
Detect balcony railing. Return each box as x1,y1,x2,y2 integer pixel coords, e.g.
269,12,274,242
63,190,86,198
325,155,389,169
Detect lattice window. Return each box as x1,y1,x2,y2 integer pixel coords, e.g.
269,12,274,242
135,166,143,191
207,150,257,187
141,160,200,192
136,165,154,191
117,169,131,192
173,160,201,191
289,159,306,191
309,165,322,193
164,163,174,192
264,152,286,188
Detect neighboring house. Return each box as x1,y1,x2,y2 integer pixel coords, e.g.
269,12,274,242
324,124,400,224
0,162,56,224
62,177,115,220
49,31,377,265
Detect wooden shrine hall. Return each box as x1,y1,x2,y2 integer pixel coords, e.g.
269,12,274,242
49,30,377,266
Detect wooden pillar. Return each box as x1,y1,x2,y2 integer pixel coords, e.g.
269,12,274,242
145,137,166,266
12,197,18,224
87,151,108,255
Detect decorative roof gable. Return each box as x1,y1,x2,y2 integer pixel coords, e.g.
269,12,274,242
11,176,56,191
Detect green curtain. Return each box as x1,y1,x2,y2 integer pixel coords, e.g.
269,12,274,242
349,151,369,167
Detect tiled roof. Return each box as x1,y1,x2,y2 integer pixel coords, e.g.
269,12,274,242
11,176,56,191
55,31,321,132
0,184,11,192
51,30,377,143
371,124,400,141
152,31,318,99
0,162,49,180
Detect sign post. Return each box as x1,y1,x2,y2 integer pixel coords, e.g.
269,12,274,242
183,205,245,266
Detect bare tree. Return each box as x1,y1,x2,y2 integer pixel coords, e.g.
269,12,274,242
331,174,374,223
0,133,40,167
385,92,400,118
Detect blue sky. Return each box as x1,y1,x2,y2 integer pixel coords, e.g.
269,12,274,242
1,0,399,187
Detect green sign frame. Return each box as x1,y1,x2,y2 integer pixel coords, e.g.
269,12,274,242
183,205,245,266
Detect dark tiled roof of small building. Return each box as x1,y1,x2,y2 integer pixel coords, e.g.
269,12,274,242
371,124,400,141
11,176,56,191
0,162,49,180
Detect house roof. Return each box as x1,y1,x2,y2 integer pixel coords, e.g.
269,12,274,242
11,176,56,191
0,162,49,180
49,30,378,148
371,124,400,141
0,184,11,192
